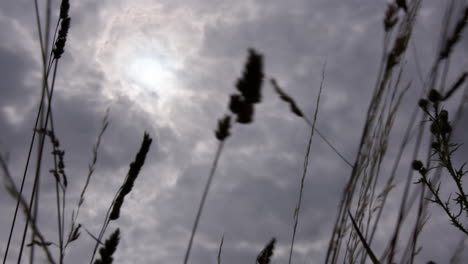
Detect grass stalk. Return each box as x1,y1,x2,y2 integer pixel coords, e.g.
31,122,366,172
1,156,56,264
89,133,152,264
183,141,225,264
217,234,224,264
288,63,325,264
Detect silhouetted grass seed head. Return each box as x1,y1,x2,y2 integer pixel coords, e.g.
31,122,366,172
215,115,231,141
236,49,264,104
229,94,254,124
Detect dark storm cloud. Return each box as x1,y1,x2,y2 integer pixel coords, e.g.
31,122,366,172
1,0,468,263
0,1,172,263
0,48,38,153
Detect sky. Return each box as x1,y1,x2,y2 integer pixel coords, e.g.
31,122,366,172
1,0,468,263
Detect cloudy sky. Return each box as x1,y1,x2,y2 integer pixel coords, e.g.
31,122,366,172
1,0,468,263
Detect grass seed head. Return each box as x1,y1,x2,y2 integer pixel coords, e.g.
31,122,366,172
384,3,399,32
215,115,231,141
109,133,152,220
228,93,254,124
236,49,264,104
53,17,71,59
396,0,408,13
256,238,276,264
59,0,70,19
94,229,120,264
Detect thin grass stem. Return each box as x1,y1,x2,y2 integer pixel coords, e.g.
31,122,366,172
183,141,225,264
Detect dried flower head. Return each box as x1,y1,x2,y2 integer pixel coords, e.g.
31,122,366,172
440,122,452,135
430,120,452,135
439,110,449,121
418,99,429,111
428,89,442,103
412,160,424,171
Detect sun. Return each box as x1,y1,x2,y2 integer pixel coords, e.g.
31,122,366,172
127,54,174,97
94,2,205,115
102,33,183,106
128,57,166,87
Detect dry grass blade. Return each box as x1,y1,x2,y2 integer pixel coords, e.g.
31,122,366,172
439,6,468,60
449,237,466,264
270,78,304,117
217,234,224,264
257,238,276,264
288,64,325,264
82,225,104,246
26,240,55,247
78,110,109,209
270,77,352,168
348,211,380,264
443,72,467,101
64,111,108,259
326,3,422,262
1,156,56,264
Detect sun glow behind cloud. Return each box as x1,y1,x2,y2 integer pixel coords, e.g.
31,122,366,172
115,36,180,102
127,56,171,91
94,0,207,116
100,30,182,112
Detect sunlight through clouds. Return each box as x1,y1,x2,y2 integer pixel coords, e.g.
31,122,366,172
2,0,468,263
94,0,207,116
